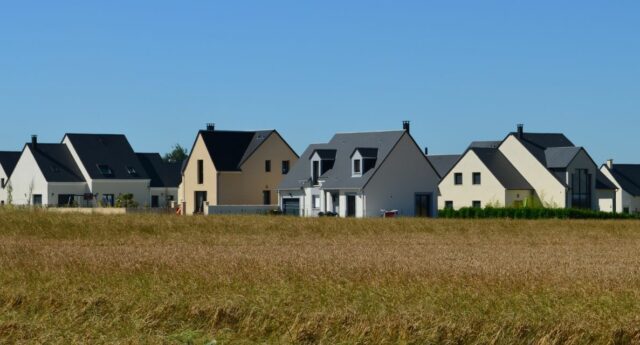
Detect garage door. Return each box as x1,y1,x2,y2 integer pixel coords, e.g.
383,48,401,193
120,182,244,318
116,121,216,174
282,198,300,216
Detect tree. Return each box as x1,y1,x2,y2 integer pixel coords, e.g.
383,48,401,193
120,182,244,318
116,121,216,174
163,144,188,163
6,181,13,205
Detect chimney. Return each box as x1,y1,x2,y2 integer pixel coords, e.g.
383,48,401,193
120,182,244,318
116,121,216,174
424,147,429,155
402,120,410,133
517,124,524,139
206,123,215,131
31,135,38,150
607,159,614,169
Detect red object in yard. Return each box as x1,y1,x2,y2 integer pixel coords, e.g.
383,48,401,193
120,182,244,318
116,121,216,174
382,210,399,218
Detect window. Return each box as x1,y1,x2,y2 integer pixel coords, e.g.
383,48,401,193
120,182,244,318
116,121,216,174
472,200,481,208
265,160,271,172
197,160,204,184
454,173,463,185
1,178,4,189
126,166,137,176
353,159,361,175
32,194,42,206
571,169,592,209
312,195,320,209
312,160,320,185
97,164,113,177
103,194,115,207
445,201,454,209
282,160,290,174
363,158,376,174
263,190,271,205
472,172,481,185
151,195,159,208
623,207,630,214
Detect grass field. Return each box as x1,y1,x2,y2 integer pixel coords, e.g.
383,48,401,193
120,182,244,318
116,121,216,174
1,210,640,344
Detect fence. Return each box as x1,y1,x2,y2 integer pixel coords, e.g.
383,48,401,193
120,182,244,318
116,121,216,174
204,203,278,215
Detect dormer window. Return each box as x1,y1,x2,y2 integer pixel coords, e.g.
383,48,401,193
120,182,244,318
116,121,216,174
126,166,138,176
353,159,361,176
97,164,114,177
310,149,337,186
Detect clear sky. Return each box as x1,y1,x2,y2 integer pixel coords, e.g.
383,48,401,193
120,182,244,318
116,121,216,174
1,1,638,163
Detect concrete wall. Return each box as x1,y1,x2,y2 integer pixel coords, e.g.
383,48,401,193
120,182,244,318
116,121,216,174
499,135,567,207
217,133,298,205
564,150,598,209
438,150,507,210
364,134,440,217
182,134,219,215
205,204,277,215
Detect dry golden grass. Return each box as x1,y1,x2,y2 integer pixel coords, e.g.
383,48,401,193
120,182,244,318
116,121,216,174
1,209,640,344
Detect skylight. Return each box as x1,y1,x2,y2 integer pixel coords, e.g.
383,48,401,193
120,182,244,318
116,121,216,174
97,164,113,177
126,166,137,175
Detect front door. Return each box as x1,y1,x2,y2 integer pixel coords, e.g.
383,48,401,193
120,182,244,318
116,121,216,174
346,195,356,217
194,191,207,214
151,195,159,208
415,193,432,217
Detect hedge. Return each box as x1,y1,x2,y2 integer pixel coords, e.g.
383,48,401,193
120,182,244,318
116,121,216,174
438,207,640,220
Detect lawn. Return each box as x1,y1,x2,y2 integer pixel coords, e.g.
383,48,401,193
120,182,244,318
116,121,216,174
1,209,640,344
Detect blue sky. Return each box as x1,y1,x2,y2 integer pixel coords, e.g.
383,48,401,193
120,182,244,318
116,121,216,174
1,1,638,163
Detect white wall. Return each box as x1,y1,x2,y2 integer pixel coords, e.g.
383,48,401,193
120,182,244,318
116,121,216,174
499,135,567,207
150,187,179,208
90,180,151,207
600,166,640,214
48,183,91,206
437,150,507,210
7,148,50,205
364,134,440,217
597,189,616,213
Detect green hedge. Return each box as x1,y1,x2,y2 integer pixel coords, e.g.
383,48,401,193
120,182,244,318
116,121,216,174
438,207,639,220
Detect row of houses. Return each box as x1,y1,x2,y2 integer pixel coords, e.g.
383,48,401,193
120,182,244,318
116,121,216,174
1,122,639,217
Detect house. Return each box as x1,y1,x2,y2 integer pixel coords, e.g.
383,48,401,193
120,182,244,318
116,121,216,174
0,151,22,205
62,133,152,207
277,122,440,217
136,153,181,208
438,124,616,210
9,136,88,206
180,124,299,215
599,160,640,214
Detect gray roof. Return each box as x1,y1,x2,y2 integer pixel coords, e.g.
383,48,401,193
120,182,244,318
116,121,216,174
544,147,582,168
606,164,640,196
279,131,406,190
427,154,461,178
136,153,182,188
0,151,21,177
64,134,149,180
469,141,501,149
596,170,617,190
27,143,85,183
510,132,574,166
470,148,532,190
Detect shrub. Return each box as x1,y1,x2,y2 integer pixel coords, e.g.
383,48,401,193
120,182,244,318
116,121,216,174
439,207,639,220
115,194,139,208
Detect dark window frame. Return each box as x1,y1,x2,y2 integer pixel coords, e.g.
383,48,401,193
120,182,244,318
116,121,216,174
265,160,271,172
571,169,592,209
282,160,290,174
353,159,361,174
472,172,481,185
197,160,204,184
444,201,454,209
97,164,114,177
454,173,463,185
472,200,481,208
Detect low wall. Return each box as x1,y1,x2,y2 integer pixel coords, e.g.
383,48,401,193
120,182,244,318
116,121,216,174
205,204,278,215
47,207,178,215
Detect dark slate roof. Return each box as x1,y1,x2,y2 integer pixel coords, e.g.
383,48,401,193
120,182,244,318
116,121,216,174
544,147,582,168
64,134,149,180
279,131,406,190
0,151,21,177
352,148,378,159
312,149,337,160
427,154,461,178
596,170,617,190
198,130,275,171
510,132,574,165
607,164,640,196
471,148,533,190
469,141,501,149
27,144,85,182
136,153,182,188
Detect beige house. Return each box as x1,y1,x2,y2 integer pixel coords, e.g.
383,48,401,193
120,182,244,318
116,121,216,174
180,124,298,215
436,125,616,210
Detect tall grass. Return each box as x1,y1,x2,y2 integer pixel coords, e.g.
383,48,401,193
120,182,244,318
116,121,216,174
1,209,640,344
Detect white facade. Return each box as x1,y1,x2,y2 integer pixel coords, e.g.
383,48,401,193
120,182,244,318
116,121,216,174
600,166,640,214
150,187,179,208
279,134,439,218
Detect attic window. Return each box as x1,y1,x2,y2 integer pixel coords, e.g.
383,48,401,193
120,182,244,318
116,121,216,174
97,164,114,177
126,166,137,176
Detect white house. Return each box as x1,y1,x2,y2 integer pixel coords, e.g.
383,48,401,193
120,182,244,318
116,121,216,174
0,151,22,205
278,122,441,218
437,125,616,210
9,137,89,206
599,160,640,214
136,153,181,208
